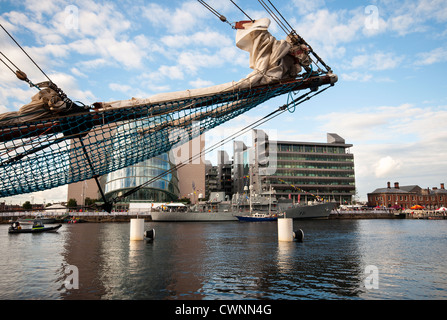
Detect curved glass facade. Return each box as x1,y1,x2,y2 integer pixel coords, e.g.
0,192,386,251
103,153,180,203
102,121,179,204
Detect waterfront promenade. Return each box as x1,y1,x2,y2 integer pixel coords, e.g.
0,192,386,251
0,211,152,223
1,209,445,224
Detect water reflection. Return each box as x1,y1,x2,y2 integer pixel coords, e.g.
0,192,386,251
60,223,107,299
57,221,367,300
276,242,295,273
2,219,447,299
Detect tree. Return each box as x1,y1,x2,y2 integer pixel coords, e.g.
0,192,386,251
84,197,96,206
22,201,32,210
178,197,191,204
67,198,77,208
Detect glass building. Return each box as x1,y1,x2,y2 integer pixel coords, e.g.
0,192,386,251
234,131,355,204
103,153,180,204
101,120,180,208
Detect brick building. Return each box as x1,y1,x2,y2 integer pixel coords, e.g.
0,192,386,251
367,182,447,209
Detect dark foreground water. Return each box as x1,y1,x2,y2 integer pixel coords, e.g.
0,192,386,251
1,219,446,300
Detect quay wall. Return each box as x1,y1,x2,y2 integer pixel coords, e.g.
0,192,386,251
1,210,445,223
0,211,152,224
330,210,447,220
329,211,398,219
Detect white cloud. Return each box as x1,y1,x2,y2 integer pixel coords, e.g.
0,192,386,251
379,0,447,36
142,1,208,34
1,185,69,205
374,156,402,178
316,109,388,141
348,52,404,71
415,47,447,65
189,78,214,88
291,0,325,15
93,34,148,69
341,72,373,82
109,83,133,94
313,102,447,199
289,7,382,59
156,65,185,80
70,67,86,78
108,82,151,99
161,31,232,48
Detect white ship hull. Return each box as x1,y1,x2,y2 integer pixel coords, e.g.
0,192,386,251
150,211,238,222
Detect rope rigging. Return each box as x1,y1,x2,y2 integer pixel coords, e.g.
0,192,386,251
0,23,87,121
197,0,232,26
0,24,53,83
109,84,329,206
230,0,254,22
0,1,337,211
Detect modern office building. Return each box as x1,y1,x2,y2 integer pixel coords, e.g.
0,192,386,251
204,151,232,201
68,127,355,208
233,131,355,204
204,161,218,200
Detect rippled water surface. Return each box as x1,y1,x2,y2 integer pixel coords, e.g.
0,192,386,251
1,219,446,300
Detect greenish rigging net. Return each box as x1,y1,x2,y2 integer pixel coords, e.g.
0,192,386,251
0,74,335,198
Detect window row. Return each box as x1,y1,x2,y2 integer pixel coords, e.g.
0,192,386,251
263,179,355,186
278,144,347,154
276,163,354,170
277,154,354,162
270,171,355,178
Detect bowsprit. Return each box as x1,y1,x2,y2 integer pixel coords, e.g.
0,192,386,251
0,1,337,212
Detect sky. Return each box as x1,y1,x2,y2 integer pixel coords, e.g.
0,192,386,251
0,0,446,204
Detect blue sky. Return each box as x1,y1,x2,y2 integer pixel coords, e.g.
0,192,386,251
1,0,446,204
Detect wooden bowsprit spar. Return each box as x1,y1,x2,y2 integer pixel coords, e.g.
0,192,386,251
0,1,337,212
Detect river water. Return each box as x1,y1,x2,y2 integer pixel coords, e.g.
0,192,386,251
0,219,446,300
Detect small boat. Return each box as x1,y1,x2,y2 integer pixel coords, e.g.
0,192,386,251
8,220,62,234
235,212,281,222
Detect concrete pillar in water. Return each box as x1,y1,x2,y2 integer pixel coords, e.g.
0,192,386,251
130,218,144,241
277,218,293,242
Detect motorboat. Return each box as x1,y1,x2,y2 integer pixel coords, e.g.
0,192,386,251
235,212,282,222
8,220,62,234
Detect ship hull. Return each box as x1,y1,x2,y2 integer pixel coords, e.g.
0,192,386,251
150,211,238,222
283,202,335,219
150,202,335,221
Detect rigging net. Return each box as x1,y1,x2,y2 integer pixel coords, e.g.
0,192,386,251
0,16,337,199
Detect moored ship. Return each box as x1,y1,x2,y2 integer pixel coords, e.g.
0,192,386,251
282,201,335,219
150,192,335,222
